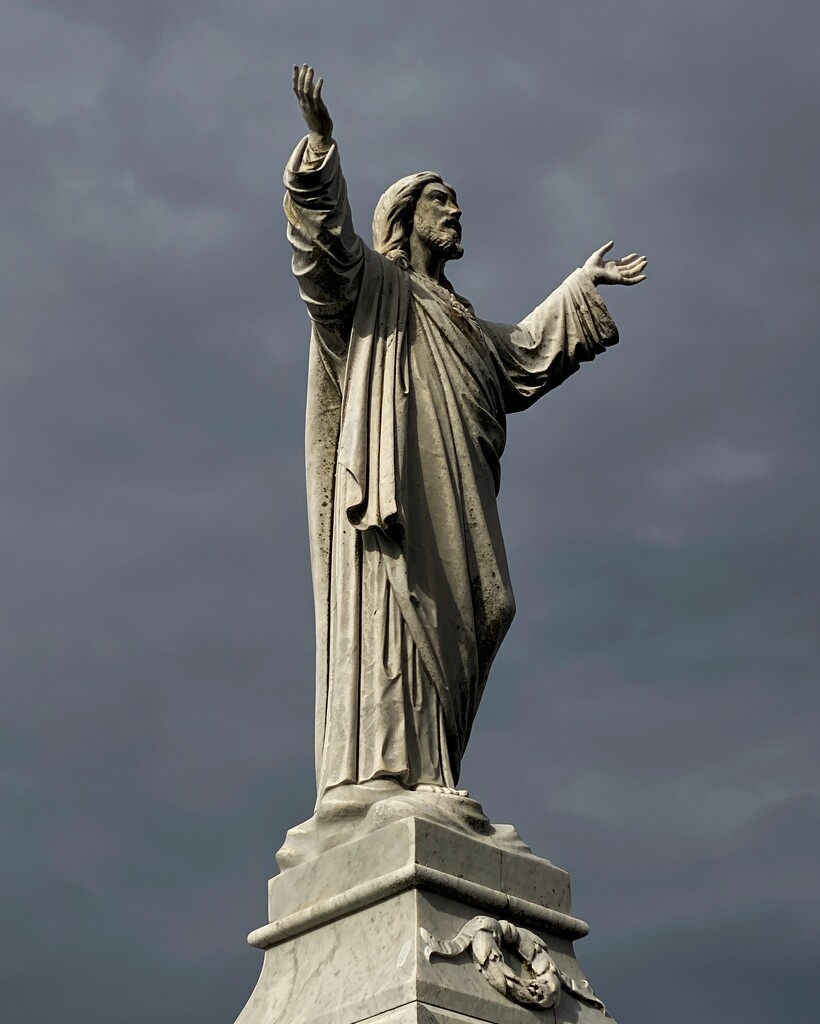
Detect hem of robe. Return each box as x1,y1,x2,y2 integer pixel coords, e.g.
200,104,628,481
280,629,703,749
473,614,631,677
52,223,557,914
276,777,536,871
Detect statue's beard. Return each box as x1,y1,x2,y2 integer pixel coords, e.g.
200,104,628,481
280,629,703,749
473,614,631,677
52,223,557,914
417,221,464,261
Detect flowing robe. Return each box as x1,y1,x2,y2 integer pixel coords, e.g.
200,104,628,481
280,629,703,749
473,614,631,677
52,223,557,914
284,138,618,801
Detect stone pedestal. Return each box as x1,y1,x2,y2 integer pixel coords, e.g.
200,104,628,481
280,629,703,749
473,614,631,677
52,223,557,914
234,817,613,1024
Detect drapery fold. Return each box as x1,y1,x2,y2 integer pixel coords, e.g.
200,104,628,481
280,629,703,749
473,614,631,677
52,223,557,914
285,137,619,799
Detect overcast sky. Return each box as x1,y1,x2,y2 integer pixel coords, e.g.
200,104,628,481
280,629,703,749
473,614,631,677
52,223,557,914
1,2,818,1022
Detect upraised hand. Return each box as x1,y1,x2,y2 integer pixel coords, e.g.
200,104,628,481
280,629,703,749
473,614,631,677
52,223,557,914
583,241,647,287
293,64,333,150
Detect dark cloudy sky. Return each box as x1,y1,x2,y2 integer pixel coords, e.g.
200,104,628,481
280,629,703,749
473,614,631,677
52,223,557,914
2,1,818,1021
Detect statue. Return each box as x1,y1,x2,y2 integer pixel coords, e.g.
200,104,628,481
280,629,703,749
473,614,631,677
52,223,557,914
279,65,647,868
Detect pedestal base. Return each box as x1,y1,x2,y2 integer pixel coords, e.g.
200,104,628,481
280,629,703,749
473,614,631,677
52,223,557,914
327,1006,601,1024
234,816,612,1024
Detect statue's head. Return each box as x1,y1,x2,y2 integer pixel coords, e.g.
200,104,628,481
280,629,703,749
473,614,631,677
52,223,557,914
372,172,463,268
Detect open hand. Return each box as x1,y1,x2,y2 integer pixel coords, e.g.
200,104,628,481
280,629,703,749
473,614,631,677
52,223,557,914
583,242,647,287
292,64,333,150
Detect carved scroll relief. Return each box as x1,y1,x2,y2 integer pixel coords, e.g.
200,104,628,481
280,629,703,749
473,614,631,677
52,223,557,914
421,916,607,1013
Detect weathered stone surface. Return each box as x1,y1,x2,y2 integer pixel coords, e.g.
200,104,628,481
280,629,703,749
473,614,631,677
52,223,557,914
355,1004,609,1024
234,818,608,1024
275,779,536,872
263,817,575,934
282,67,646,869
228,65,644,1023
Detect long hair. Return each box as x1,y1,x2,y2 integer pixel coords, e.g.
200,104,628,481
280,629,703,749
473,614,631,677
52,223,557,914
371,171,456,270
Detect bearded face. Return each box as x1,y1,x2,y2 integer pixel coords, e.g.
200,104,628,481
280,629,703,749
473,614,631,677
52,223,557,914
412,182,464,261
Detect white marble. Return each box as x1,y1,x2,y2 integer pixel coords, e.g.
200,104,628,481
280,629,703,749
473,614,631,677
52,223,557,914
234,816,605,1024
283,66,646,863
268,817,503,922
228,65,644,1023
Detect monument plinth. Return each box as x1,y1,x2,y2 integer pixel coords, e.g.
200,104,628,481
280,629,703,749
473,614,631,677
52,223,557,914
235,815,609,1024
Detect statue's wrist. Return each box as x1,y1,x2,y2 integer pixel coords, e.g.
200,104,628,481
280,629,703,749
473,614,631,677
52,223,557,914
307,131,333,155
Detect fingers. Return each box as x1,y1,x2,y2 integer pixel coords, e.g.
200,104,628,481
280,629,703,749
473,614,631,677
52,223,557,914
620,255,648,285
293,63,332,140
595,240,615,260
293,65,326,112
615,253,647,275
293,63,316,103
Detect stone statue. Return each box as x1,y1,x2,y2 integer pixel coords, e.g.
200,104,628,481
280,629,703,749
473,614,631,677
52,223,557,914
279,65,646,867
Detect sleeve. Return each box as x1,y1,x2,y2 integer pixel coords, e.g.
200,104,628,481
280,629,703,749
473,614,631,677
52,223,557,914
480,268,619,413
283,136,367,349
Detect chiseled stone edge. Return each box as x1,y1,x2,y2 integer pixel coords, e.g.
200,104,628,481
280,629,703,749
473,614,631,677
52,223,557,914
354,999,514,1023
247,863,589,950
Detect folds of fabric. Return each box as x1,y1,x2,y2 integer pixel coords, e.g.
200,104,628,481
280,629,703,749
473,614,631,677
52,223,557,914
284,138,619,801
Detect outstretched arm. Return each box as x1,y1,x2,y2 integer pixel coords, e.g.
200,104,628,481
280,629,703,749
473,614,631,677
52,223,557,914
483,242,647,412
285,65,365,346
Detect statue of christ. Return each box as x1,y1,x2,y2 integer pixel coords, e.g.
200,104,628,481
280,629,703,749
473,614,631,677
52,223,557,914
280,65,646,866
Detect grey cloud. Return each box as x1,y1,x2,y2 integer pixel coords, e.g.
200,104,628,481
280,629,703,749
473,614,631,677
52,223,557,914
30,0,223,55
2,2,818,1022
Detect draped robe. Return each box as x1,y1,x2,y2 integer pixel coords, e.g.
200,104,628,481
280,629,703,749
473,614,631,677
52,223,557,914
284,138,619,802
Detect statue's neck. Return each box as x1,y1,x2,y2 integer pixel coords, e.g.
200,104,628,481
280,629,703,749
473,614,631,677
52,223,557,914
408,237,446,285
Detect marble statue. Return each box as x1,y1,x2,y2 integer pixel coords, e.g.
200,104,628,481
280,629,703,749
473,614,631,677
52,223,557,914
279,65,647,867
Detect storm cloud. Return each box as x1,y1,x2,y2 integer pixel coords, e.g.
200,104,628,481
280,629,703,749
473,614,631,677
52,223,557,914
1,2,818,1022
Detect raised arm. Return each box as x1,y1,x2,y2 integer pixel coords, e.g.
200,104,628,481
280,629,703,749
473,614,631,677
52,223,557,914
285,65,366,342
